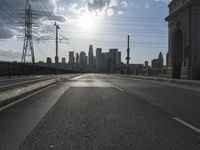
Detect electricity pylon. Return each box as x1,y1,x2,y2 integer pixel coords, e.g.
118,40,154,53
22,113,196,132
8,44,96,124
21,0,35,63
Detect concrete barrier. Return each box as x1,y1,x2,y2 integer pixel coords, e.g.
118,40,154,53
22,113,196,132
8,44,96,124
0,74,81,108
118,75,200,87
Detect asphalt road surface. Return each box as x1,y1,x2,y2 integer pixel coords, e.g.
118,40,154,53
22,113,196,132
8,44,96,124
0,74,200,150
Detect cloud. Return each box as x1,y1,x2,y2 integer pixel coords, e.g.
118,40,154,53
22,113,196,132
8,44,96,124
121,1,128,8
107,8,114,16
0,48,21,59
118,11,124,15
87,0,109,11
68,0,119,17
154,0,169,3
0,0,170,40
0,0,65,39
145,3,150,8
87,0,118,11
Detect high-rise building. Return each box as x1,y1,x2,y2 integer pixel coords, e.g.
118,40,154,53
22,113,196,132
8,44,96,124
62,57,66,64
159,52,164,68
145,61,149,68
76,53,80,65
118,51,121,65
80,51,87,68
96,48,102,71
152,52,164,68
88,45,94,66
109,48,118,72
102,52,110,71
100,49,122,72
69,51,74,65
166,52,169,67
93,56,96,69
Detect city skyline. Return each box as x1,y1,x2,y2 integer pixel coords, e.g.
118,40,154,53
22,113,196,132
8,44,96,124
0,0,169,65
27,45,124,74
1,1,200,149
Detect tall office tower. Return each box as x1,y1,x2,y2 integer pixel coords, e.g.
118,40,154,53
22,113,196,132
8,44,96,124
88,45,94,66
159,52,164,68
152,52,164,69
118,51,121,64
96,48,102,71
93,56,96,69
109,48,118,72
69,51,75,65
76,53,80,64
102,52,110,71
145,61,149,68
80,51,87,68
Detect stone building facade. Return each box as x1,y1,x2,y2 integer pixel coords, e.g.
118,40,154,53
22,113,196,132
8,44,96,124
166,0,200,80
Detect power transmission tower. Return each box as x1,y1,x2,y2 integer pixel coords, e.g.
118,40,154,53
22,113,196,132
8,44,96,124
21,0,35,63
126,35,130,75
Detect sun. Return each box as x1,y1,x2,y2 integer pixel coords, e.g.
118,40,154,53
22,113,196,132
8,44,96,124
78,13,96,31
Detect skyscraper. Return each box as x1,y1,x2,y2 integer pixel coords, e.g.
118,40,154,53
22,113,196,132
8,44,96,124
118,51,121,65
159,52,164,68
145,61,149,68
102,52,110,71
76,53,80,65
96,48,102,71
88,45,94,66
152,52,164,68
80,51,87,68
69,51,74,65
109,48,118,72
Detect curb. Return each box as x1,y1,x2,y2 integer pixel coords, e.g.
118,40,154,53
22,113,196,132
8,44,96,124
117,75,200,87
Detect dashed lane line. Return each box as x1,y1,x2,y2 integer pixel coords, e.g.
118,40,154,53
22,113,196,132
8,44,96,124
115,86,124,92
173,117,200,134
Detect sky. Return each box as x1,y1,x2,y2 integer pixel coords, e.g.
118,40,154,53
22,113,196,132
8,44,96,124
0,0,170,65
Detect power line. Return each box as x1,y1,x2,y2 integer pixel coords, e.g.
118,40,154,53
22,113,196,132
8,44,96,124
34,41,46,58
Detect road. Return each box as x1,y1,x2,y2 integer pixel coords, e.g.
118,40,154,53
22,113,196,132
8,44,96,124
0,74,200,150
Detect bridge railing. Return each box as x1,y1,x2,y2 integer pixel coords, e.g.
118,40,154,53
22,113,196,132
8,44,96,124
0,61,81,78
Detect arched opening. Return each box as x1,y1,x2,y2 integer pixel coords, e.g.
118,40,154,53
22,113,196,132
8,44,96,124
172,24,184,79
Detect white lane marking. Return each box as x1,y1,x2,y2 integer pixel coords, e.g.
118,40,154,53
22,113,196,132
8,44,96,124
115,86,124,92
0,84,56,112
69,75,86,80
173,117,200,133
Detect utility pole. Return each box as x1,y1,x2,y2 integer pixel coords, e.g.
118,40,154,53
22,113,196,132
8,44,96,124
126,35,130,75
54,22,60,73
21,0,35,63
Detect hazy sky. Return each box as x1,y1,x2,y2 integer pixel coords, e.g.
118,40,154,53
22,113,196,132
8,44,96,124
0,0,169,64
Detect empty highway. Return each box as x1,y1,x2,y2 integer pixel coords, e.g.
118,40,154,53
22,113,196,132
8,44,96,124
0,74,200,150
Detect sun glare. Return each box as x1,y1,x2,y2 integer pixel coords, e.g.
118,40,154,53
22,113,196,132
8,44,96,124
78,13,96,31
